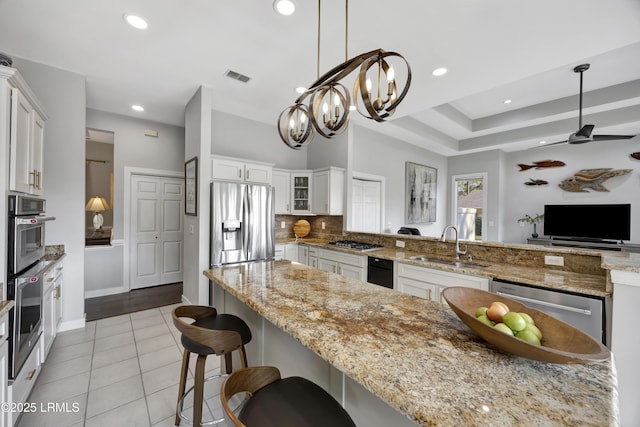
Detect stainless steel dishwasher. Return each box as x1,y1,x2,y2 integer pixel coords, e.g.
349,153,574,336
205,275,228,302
490,279,611,347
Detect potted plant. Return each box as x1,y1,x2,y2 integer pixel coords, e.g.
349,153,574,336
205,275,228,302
517,213,544,238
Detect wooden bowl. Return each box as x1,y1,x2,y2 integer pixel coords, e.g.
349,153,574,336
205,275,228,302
442,287,610,364
293,219,310,238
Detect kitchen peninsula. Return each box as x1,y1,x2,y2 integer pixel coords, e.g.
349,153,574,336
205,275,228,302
205,261,617,426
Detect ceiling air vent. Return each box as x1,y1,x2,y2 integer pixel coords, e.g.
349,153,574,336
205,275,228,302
224,69,251,83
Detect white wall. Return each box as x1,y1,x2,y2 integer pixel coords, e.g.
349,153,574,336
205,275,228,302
184,86,212,305
447,138,640,243
13,58,87,330
351,125,448,237
86,109,185,241
211,110,307,169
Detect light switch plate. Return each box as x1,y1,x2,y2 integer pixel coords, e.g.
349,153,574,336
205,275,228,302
396,240,405,248
281,221,286,229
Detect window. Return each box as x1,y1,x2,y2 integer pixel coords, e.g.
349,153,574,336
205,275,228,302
451,173,487,241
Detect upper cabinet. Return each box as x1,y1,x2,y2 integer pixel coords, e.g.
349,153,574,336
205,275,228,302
211,155,273,184
312,167,344,215
2,66,48,195
272,168,291,214
290,171,313,215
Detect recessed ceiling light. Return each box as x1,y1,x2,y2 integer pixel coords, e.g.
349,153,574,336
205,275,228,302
295,86,306,94
273,0,296,16
432,67,448,77
124,14,148,30
539,140,547,144
503,99,512,104
131,105,145,112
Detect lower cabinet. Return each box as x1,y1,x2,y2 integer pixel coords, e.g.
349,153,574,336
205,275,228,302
397,262,489,304
1,313,8,427
41,260,63,361
317,248,366,281
7,335,41,427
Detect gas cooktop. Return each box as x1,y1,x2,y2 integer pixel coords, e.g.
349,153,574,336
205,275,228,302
328,240,384,252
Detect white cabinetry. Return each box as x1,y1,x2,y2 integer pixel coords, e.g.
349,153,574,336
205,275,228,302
272,169,291,214
283,243,298,262
1,311,8,427
275,244,285,260
317,248,366,280
290,171,313,214
2,66,48,196
211,155,273,184
7,335,41,427
312,167,344,215
308,246,318,268
41,260,63,361
397,262,489,304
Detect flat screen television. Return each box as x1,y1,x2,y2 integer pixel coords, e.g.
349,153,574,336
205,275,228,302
543,204,631,241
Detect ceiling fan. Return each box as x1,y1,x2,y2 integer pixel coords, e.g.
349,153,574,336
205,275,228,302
546,63,637,146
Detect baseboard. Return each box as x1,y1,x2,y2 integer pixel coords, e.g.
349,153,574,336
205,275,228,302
85,286,126,299
57,318,86,332
181,294,193,305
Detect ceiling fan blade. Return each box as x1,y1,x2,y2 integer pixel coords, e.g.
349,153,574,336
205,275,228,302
531,140,567,149
592,134,637,141
575,124,594,138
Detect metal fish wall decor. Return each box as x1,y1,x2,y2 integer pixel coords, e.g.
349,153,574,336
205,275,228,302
524,179,548,186
630,152,640,160
518,160,565,171
558,168,632,192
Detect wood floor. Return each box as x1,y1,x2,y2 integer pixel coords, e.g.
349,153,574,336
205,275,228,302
84,282,183,321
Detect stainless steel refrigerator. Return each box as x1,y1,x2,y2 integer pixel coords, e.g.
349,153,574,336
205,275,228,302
210,181,275,267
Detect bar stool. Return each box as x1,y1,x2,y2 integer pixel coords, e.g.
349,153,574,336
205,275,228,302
172,305,252,426
220,366,356,427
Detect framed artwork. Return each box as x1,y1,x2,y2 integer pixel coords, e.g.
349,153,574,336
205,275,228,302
185,156,198,216
405,161,437,223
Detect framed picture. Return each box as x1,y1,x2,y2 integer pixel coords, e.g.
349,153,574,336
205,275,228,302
185,156,198,216
405,161,437,224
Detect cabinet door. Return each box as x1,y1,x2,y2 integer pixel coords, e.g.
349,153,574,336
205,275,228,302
9,88,34,193
397,276,435,300
318,258,338,274
244,163,272,184
272,170,291,214
211,157,244,181
338,263,365,281
298,245,309,265
54,264,63,329
291,172,312,214
30,111,45,194
312,170,330,214
0,339,7,427
284,243,298,262
41,286,55,361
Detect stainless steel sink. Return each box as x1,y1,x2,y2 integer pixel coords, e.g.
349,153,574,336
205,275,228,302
409,255,487,269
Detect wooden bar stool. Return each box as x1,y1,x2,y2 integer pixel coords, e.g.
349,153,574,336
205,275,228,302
172,305,252,426
221,366,356,427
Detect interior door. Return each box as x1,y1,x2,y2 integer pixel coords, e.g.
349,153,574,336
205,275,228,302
130,175,183,289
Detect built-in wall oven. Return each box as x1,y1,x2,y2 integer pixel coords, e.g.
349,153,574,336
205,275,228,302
6,193,55,379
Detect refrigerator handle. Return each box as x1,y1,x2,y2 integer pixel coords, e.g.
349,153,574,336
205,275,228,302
243,186,251,260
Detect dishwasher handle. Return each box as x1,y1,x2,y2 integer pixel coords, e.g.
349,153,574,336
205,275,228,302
495,292,592,316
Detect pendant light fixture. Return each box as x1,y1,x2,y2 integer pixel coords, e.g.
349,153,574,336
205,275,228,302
278,0,411,149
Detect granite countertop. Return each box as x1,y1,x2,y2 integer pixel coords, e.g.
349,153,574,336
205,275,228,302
286,240,609,297
601,251,640,273
204,261,617,426
0,300,14,318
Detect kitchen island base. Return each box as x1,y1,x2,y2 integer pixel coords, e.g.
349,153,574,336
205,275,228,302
212,280,417,426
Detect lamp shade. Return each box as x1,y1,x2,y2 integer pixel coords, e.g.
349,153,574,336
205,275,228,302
86,196,110,212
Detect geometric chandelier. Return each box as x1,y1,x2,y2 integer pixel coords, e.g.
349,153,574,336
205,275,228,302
277,1,412,149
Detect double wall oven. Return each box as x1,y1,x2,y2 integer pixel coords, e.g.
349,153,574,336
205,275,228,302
6,193,55,379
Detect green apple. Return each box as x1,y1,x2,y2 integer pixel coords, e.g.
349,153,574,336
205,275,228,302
475,306,489,318
503,312,526,332
493,323,514,335
516,330,541,345
518,312,534,325
476,314,495,327
523,323,542,340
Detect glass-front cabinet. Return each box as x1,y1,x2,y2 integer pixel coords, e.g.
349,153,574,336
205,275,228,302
291,171,312,214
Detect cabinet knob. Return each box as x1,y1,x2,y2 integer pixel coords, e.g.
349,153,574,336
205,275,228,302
246,170,250,179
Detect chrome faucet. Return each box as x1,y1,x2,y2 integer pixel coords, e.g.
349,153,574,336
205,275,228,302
440,225,467,260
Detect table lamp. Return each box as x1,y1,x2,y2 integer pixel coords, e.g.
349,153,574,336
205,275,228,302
86,196,110,230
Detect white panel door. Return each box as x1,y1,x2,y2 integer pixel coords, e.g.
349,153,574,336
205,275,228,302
130,175,183,289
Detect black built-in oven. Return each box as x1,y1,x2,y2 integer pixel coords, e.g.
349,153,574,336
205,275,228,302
7,193,55,379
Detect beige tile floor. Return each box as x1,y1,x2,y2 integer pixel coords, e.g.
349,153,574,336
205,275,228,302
17,303,232,427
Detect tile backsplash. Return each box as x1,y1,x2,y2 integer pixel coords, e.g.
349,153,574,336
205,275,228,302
275,215,343,241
